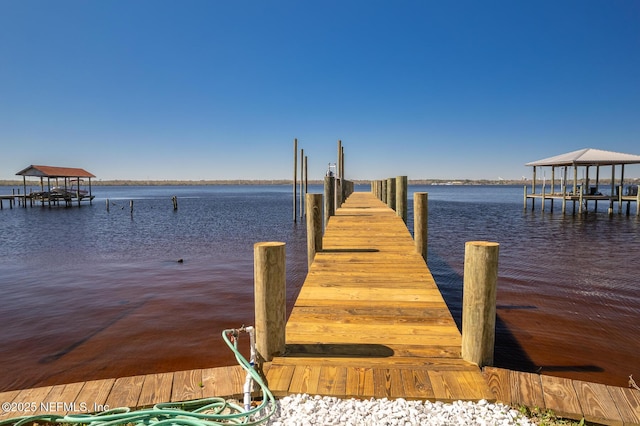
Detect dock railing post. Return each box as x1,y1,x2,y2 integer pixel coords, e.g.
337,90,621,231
414,192,428,262
306,193,323,268
254,242,286,363
324,175,335,230
396,176,407,223
462,241,499,367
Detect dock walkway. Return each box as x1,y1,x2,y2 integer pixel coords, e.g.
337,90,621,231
265,191,494,401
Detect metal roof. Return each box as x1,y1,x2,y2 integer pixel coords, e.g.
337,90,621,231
526,148,640,167
16,165,96,178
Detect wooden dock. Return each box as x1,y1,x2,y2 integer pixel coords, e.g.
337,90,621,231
265,191,494,401
2,189,639,425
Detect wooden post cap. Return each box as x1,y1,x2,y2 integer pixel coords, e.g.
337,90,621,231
465,241,499,247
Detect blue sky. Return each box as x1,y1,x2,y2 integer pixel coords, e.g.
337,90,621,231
1,1,639,181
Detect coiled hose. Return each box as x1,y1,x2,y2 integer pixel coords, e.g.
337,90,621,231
0,327,276,426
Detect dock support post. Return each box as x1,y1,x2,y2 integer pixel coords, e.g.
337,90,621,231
254,242,286,362
387,177,396,210
381,179,387,204
396,176,407,223
523,186,527,210
462,241,499,367
306,193,323,268
293,138,298,223
414,192,428,263
324,175,335,230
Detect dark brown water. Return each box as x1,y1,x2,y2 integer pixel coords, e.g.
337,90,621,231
0,184,637,391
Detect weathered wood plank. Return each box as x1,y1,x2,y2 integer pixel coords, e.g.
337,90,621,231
138,372,173,407
73,378,115,413
36,382,84,415
510,370,545,410
345,367,374,398
105,375,145,408
316,366,347,397
482,366,512,404
401,369,435,400
572,379,623,425
171,369,203,402
264,364,295,397
540,375,582,419
288,365,320,395
606,385,640,426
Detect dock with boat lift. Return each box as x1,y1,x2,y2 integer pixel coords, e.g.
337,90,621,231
2,165,96,208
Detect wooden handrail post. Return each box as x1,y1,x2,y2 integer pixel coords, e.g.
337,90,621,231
254,242,286,362
396,176,407,223
324,176,335,230
462,241,499,367
306,193,323,268
414,192,428,262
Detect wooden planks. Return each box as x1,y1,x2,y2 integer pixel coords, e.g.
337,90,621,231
267,191,495,402
483,366,640,425
0,366,247,420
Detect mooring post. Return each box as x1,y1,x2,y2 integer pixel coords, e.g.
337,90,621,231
324,175,335,230
306,193,323,268
254,242,286,362
130,200,134,215
106,199,110,212
462,241,499,367
396,175,407,223
414,192,428,262
172,196,178,210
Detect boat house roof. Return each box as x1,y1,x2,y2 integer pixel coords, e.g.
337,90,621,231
16,165,96,179
526,148,640,167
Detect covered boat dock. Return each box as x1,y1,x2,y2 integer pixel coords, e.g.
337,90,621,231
15,165,96,207
524,148,640,215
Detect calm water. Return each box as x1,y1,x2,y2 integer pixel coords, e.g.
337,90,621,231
0,184,638,391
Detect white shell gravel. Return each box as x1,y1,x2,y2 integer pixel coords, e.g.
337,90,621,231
262,394,535,426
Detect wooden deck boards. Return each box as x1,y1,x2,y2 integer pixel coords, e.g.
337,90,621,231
0,366,249,420
265,191,495,402
484,366,640,425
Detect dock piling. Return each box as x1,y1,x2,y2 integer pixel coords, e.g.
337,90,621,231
462,241,499,367
396,175,407,223
306,193,323,268
254,242,286,363
414,192,428,262
386,177,396,210
324,175,335,230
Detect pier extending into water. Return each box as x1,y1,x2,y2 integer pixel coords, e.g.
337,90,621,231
1,183,639,425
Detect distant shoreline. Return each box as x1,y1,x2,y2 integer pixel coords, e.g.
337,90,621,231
1,178,638,187
0,178,534,186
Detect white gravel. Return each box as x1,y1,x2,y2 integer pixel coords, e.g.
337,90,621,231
263,394,535,426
